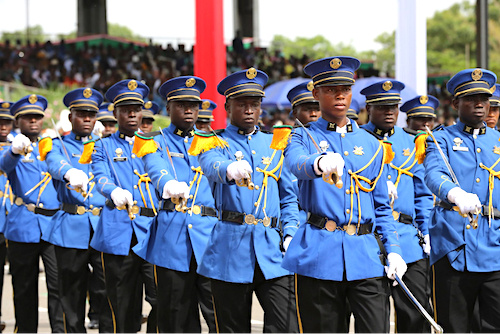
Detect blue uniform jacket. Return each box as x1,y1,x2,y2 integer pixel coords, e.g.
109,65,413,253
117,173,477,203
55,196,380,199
43,133,107,249
196,124,300,283
0,143,12,233
424,121,500,272
0,142,60,243
133,125,217,272
363,123,433,264
90,132,157,255
282,118,402,281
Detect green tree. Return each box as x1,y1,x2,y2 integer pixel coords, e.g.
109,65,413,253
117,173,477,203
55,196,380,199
1,25,48,44
108,23,147,43
269,35,358,60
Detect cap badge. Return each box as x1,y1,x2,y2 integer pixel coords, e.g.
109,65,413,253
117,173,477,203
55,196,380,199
472,69,483,81
128,80,138,90
382,81,393,91
201,101,210,110
330,58,342,69
1,102,9,109
144,101,152,109
307,81,314,91
246,67,257,79
108,104,114,112
83,88,92,98
28,94,38,104
185,78,196,87
419,95,428,104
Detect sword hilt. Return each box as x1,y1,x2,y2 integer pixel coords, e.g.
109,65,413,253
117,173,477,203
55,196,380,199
322,173,343,189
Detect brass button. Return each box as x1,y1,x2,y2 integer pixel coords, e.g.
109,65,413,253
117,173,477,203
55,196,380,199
129,141,133,145
476,178,480,183
89,193,93,197
255,185,260,190
39,203,44,208
89,172,93,176
133,185,138,189
184,138,188,143
466,224,471,229
188,224,193,229
384,136,388,141
477,148,481,153
344,151,349,156
133,200,138,205
134,169,138,173
252,150,256,154
131,154,136,158
348,169,352,173
36,155,41,160
346,189,350,194
89,205,94,209
388,175,392,180
248,136,252,140
346,209,350,214
473,134,477,139
341,133,345,138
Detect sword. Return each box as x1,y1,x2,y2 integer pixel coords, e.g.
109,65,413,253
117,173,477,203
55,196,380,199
51,118,87,199
295,118,343,189
424,126,476,225
394,274,444,333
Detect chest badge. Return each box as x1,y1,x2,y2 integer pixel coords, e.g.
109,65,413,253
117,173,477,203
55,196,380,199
353,146,364,156
319,140,329,153
261,156,271,166
452,137,468,152
113,148,128,162
494,146,500,155
403,148,411,157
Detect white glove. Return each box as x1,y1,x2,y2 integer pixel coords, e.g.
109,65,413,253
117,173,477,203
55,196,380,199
226,160,252,181
93,120,105,137
423,234,430,255
110,187,134,208
313,152,344,177
283,235,293,252
11,134,31,155
162,179,190,200
387,180,398,200
64,168,89,193
447,187,482,215
385,252,407,285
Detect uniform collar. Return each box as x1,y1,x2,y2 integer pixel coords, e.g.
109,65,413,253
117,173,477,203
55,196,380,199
317,117,353,133
227,123,259,136
69,131,91,142
173,127,195,138
457,120,486,135
117,131,135,142
365,121,395,138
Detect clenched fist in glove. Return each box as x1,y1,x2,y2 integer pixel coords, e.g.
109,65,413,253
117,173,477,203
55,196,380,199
64,168,89,193
11,134,32,155
110,187,134,208
162,179,190,200
226,160,252,182
385,252,407,286
447,187,482,215
313,152,345,177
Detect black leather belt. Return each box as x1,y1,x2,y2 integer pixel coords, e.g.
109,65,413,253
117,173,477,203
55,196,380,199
220,210,279,228
14,196,59,217
158,200,217,217
105,199,155,217
437,201,500,219
306,212,373,235
398,212,413,225
61,203,102,216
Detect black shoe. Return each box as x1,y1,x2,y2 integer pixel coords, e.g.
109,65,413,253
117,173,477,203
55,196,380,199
0,321,6,332
88,319,99,330
141,314,148,324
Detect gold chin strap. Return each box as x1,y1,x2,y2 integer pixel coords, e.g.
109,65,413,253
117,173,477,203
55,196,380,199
133,170,157,216
254,150,283,218
25,171,52,206
479,157,500,227
347,141,386,232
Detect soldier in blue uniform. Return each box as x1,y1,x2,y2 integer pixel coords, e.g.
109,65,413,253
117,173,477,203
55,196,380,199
195,99,216,132
401,94,439,134
288,81,321,125
192,68,300,333
486,83,500,130
140,101,160,133
42,88,112,332
90,79,158,333
282,57,407,333
0,101,13,332
346,98,360,121
96,103,117,137
0,94,63,332
424,68,500,332
361,82,435,332
133,76,216,332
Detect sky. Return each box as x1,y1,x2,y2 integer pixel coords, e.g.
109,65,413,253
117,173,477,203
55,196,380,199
0,0,465,52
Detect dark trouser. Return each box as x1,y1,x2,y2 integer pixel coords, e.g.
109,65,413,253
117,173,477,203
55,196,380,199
8,239,64,333
87,247,113,333
54,245,113,333
391,258,432,333
155,255,216,333
101,248,157,333
296,274,390,333
432,256,500,333
211,263,298,333
0,234,6,320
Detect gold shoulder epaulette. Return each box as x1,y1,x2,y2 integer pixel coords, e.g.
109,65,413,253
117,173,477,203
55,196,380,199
132,132,158,158
270,125,293,150
188,131,228,156
38,136,53,161
382,140,395,164
414,131,429,164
